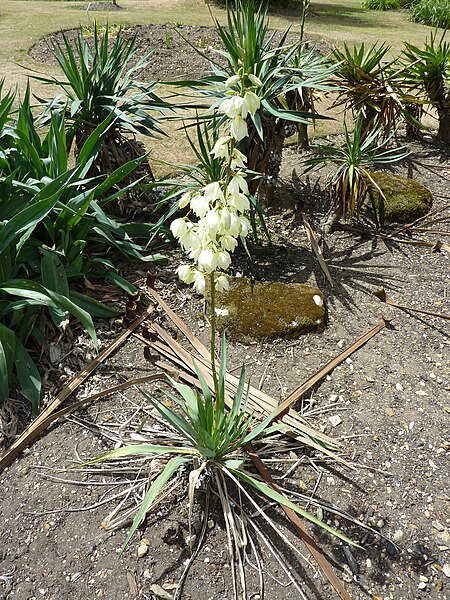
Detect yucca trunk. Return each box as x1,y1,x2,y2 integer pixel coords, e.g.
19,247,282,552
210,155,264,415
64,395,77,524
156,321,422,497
436,101,450,144
74,126,155,215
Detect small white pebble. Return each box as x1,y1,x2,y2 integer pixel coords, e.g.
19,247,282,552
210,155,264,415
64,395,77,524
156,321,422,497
313,294,323,306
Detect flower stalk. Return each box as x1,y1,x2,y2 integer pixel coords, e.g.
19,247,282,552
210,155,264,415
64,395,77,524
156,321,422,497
170,70,262,385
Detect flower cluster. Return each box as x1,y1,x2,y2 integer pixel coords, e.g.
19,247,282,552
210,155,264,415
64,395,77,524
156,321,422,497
218,73,262,141
171,73,262,295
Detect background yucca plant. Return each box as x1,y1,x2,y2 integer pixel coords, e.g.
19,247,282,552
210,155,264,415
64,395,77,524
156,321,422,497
400,31,450,143
34,22,170,214
0,86,166,413
169,0,329,203
303,115,409,224
331,42,413,139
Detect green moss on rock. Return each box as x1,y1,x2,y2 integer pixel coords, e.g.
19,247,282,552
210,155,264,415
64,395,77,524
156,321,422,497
209,277,326,343
366,171,433,224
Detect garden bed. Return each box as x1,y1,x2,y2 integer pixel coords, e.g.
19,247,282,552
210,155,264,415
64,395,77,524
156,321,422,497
0,20,449,600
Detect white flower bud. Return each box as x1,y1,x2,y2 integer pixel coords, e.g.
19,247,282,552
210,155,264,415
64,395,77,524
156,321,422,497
179,190,193,209
225,74,240,88
243,91,260,115
248,73,264,87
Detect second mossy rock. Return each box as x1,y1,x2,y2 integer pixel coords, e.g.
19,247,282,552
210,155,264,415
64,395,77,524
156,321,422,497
211,277,326,343
366,171,433,224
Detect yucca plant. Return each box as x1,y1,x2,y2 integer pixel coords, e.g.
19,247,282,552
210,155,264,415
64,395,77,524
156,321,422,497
401,31,450,143
168,0,328,202
84,335,356,598
331,42,413,139
34,22,170,212
287,44,336,151
304,116,409,223
0,87,167,412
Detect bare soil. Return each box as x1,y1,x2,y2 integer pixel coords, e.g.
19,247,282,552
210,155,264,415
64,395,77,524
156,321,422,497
0,23,449,600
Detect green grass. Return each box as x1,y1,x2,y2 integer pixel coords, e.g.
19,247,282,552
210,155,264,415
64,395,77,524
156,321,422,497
0,0,446,168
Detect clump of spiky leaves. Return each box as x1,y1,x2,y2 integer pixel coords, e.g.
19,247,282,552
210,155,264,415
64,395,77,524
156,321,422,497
409,0,450,29
0,83,166,412
331,41,414,139
303,116,409,222
33,22,170,211
400,31,450,143
83,335,356,598
167,0,329,203
362,0,400,9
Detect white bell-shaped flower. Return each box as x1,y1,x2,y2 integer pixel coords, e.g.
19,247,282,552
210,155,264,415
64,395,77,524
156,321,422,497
203,181,224,203
193,270,206,295
219,94,245,118
197,248,218,273
239,216,251,237
230,148,247,170
229,191,250,213
229,115,248,141
190,194,210,218
205,209,221,236
220,235,238,252
228,173,248,196
217,250,231,270
177,264,195,284
170,217,188,239
218,206,231,232
228,212,242,237
211,136,232,160
215,275,230,292
243,91,260,115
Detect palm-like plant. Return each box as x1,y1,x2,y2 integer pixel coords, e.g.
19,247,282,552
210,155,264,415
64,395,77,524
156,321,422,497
304,116,409,222
287,44,336,150
34,22,170,206
85,335,356,598
401,31,450,143
169,0,328,202
331,42,412,139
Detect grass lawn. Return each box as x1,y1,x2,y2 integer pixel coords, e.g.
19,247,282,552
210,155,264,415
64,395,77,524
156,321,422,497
0,0,441,84
0,0,445,169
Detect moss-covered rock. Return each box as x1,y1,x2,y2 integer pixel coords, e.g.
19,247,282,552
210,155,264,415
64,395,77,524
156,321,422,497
366,171,433,224
210,277,326,343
